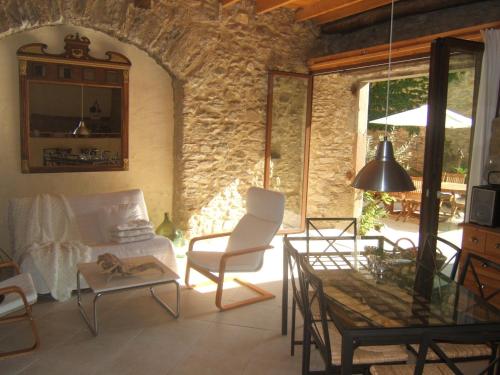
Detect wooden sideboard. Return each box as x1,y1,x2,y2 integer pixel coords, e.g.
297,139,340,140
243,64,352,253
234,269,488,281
460,223,500,308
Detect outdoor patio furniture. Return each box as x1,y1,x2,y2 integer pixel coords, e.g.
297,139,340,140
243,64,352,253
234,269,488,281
185,187,285,311
443,172,466,184
391,176,423,222
0,261,39,359
441,174,467,217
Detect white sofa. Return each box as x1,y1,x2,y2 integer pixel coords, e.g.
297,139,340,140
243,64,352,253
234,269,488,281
8,189,176,294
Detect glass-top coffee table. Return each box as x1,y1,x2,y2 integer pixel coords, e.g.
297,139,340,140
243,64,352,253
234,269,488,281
77,255,180,336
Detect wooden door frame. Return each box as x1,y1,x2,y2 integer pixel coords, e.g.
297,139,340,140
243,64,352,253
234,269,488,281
264,70,313,234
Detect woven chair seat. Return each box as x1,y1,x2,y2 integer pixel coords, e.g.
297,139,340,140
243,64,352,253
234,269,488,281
329,325,408,365
371,363,454,375
409,343,491,360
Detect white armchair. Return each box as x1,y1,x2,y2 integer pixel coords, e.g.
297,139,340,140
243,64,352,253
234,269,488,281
185,187,285,311
0,261,39,358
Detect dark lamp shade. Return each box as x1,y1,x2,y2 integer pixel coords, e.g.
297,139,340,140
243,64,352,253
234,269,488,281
352,139,416,192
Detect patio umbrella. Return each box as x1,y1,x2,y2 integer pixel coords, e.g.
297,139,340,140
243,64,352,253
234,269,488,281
370,104,472,128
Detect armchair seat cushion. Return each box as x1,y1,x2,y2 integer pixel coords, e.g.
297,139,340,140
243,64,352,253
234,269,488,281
187,250,263,273
0,273,37,317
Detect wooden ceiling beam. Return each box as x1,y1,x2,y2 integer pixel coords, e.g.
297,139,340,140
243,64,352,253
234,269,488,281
321,0,484,34
297,0,394,23
221,0,241,8
256,0,296,14
314,0,396,24
308,21,500,72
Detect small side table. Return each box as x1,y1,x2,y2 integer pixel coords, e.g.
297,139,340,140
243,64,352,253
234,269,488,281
77,255,180,336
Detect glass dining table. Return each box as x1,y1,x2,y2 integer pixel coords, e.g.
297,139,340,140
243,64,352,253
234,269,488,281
282,235,500,374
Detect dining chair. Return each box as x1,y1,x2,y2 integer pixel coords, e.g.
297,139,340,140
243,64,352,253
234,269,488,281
443,172,467,184
442,172,467,217
284,237,326,358
408,251,495,366
0,260,39,359
185,187,285,311
371,332,498,375
421,235,462,280
300,257,408,374
397,176,422,221
284,237,308,357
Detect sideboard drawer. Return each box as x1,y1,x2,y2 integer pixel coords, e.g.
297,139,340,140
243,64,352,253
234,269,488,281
485,232,500,258
463,272,500,309
462,226,486,253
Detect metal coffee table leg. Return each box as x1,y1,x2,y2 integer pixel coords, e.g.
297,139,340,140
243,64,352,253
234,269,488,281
150,280,180,318
77,272,180,335
77,270,101,336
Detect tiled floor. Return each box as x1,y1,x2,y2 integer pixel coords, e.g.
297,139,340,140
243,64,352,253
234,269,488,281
0,241,323,375
0,233,487,374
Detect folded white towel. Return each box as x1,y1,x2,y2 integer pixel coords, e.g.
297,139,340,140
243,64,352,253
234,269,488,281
111,232,155,244
113,219,154,231
112,227,154,237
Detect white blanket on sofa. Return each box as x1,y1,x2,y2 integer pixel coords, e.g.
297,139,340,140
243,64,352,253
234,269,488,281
15,194,91,301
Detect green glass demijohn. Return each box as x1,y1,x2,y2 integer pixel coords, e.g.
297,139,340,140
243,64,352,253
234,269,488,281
156,212,176,241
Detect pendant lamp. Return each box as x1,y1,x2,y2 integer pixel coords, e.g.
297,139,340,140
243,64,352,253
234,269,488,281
73,85,90,136
351,0,415,193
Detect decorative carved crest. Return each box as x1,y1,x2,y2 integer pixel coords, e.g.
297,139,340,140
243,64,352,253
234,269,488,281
17,33,131,67
63,33,91,59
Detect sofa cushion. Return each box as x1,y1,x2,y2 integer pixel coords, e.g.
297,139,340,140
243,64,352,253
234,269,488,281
68,189,149,245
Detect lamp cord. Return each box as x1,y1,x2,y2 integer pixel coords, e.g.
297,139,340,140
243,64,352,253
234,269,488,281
81,85,84,121
384,0,395,137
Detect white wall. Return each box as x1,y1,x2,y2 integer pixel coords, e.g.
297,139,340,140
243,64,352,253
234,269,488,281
0,25,175,254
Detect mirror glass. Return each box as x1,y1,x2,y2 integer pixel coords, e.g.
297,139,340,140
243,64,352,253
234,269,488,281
28,83,123,168
265,71,311,232
18,33,130,173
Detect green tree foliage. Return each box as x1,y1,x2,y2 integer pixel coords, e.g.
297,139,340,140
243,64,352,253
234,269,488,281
368,73,463,129
359,192,394,235
368,77,429,124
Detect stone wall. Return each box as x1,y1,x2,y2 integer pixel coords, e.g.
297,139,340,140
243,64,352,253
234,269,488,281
308,73,359,218
0,0,319,239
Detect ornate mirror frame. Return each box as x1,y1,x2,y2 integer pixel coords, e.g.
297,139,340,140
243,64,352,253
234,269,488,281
264,70,313,233
17,33,131,173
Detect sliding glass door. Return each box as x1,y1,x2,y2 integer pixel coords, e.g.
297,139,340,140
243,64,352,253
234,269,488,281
418,37,483,271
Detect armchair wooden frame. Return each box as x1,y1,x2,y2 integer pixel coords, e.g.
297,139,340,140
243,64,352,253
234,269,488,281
0,261,40,359
185,232,275,311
